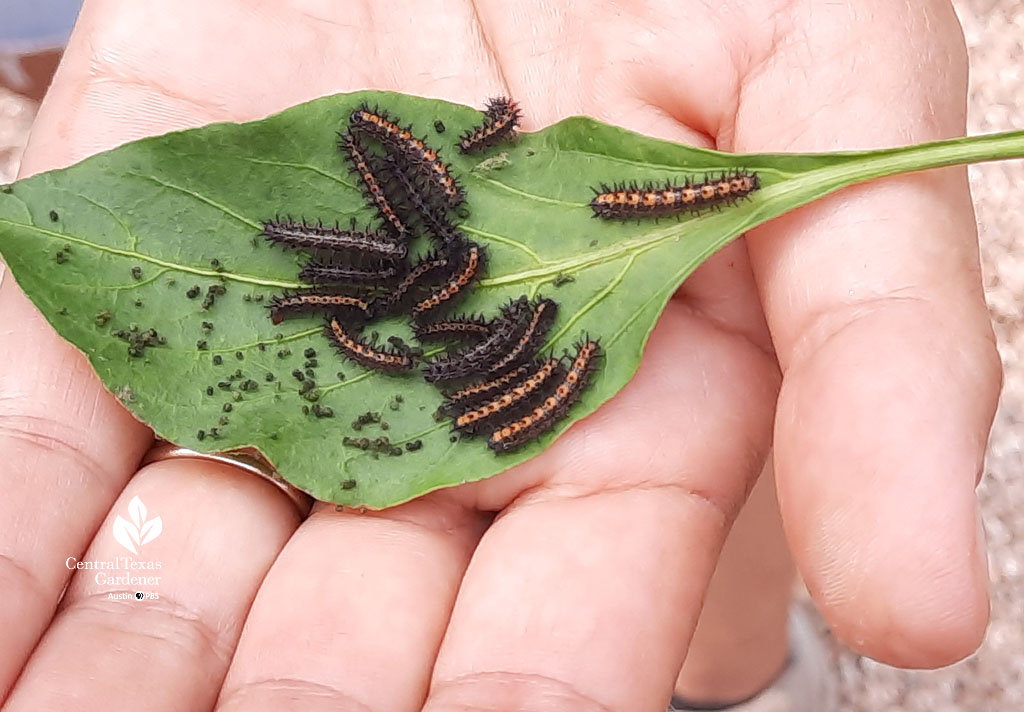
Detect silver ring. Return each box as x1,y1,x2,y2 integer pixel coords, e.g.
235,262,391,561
140,441,313,517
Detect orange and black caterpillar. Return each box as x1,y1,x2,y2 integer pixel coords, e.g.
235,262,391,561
413,313,491,343
438,362,533,418
486,297,558,377
411,242,485,323
424,296,556,383
324,317,415,373
382,154,463,246
350,104,465,208
299,257,402,286
370,249,452,317
424,296,531,383
262,218,407,261
453,358,564,435
458,96,522,154
488,338,601,453
268,289,371,325
338,131,408,237
589,171,760,220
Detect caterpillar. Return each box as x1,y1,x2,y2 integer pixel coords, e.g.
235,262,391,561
438,362,533,418
381,154,463,246
350,104,464,208
370,249,452,317
589,171,760,221
485,297,557,377
453,359,564,435
488,338,601,453
324,317,415,373
411,242,485,322
268,290,371,325
424,296,550,383
338,131,409,237
299,257,402,286
261,218,406,260
413,313,492,343
458,96,522,154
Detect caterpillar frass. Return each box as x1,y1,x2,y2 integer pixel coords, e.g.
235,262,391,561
453,359,564,435
349,104,465,208
437,362,533,418
411,242,485,323
268,290,372,325
458,96,522,154
262,218,407,261
413,313,492,343
488,338,601,453
370,249,452,317
299,257,402,286
589,171,760,221
338,131,409,237
324,317,415,373
381,154,463,246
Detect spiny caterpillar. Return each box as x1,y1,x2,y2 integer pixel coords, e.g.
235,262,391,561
411,242,485,322
438,363,533,418
350,104,464,208
589,171,760,220
413,314,491,343
458,96,522,154
453,359,564,435
382,154,462,245
324,317,415,373
423,296,548,383
268,290,371,325
262,218,406,260
370,250,452,317
299,258,401,285
488,338,601,453
338,131,409,237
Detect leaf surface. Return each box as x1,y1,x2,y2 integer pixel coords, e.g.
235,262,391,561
1,91,1022,507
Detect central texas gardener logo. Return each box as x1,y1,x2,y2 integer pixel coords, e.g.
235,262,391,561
112,496,163,554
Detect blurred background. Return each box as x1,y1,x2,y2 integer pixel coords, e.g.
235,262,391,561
1,1,1022,710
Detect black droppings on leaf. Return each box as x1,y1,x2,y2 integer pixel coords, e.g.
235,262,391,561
49,210,59,222
130,266,143,280
186,285,201,299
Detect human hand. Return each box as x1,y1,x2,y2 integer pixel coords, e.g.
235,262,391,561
0,1,997,710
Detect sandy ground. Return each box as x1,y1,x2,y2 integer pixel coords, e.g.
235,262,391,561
1,0,1022,709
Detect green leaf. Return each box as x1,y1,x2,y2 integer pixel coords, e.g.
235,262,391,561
1,91,1022,508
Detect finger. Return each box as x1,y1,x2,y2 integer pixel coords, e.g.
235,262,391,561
215,498,487,712
425,303,781,712
25,0,503,170
3,458,300,712
0,276,152,701
730,0,997,666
